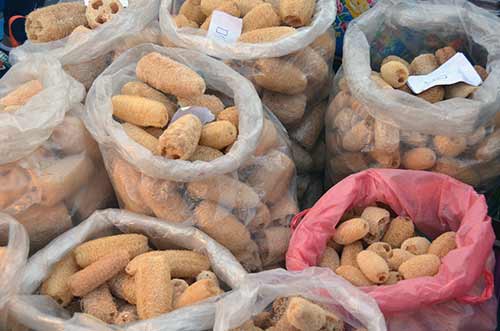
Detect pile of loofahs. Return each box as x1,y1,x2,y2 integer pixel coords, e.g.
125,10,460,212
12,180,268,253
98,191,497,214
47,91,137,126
0,80,112,252
375,46,488,103
325,45,500,187
40,233,225,325
229,296,349,331
104,51,296,273
112,52,239,161
173,0,316,34
317,206,457,286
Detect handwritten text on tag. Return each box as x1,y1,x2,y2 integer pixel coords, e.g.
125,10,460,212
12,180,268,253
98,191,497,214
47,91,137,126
407,52,482,94
207,10,242,44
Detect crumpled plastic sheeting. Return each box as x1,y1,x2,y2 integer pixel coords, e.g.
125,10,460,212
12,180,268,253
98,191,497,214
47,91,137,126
9,208,247,331
342,0,500,136
214,267,387,331
84,44,263,182
111,22,162,61
0,213,29,330
287,169,496,327
0,56,85,164
10,0,161,67
159,0,337,60
382,256,497,330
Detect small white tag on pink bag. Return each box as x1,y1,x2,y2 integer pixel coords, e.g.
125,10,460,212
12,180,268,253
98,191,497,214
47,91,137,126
207,10,243,43
407,52,482,94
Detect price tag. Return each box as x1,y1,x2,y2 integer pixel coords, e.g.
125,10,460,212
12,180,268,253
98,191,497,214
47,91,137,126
207,10,242,44
407,52,482,94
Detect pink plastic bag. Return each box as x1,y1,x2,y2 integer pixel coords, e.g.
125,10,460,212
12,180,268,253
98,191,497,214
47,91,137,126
287,169,497,330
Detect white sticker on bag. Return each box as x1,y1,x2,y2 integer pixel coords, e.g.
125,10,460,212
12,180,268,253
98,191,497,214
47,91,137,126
84,0,128,7
207,10,242,44
407,52,482,94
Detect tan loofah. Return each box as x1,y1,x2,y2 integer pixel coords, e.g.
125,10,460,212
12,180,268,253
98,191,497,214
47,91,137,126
136,52,206,98
402,147,437,170
243,3,280,32
157,114,202,160
26,3,87,42
262,90,307,126
239,26,296,43
86,0,123,29
279,0,314,27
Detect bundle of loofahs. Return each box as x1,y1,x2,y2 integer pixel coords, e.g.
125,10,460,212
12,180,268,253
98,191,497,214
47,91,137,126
229,296,349,331
317,205,456,287
326,48,499,188
160,0,336,210
85,46,298,273
40,233,226,325
112,52,237,161
0,82,110,252
375,47,488,103
171,0,317,33
227,28,334,210
9,209,247,330
324,0,500,190
0,58,114,254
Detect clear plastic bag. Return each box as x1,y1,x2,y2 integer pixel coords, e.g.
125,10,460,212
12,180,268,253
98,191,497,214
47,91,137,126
8,208,247,331
246,33,334,208
0,213,29,330
325,0,500,189
160,0,335,207
0,56,115,253
0,56,84,163
84,44,297,272
214,267,387,331
111,22,162,61
10,0,161,90
288,169,498,331
159,0,336,60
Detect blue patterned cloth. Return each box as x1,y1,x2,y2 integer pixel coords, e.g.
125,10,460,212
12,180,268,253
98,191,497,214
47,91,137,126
333,0,377,62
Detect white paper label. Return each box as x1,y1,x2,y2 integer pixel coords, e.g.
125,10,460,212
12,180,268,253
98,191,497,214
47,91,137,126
407,52,482,94
170,106,215,125
207,10,242,44
84,0,128,7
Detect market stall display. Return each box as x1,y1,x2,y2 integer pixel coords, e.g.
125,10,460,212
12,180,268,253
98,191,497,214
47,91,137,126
0,0,495,330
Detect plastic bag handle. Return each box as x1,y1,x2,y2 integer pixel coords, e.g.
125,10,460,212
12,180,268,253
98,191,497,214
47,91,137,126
291,209,310,231
8,15,24,48
456,270,494,304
